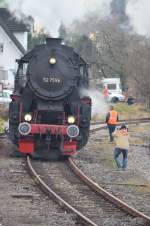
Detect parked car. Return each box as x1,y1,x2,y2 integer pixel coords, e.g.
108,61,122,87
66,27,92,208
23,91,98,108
0,89,12,104
109,92,125,103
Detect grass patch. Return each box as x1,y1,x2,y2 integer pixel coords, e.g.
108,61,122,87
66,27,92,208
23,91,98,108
0,117,5,133
138,183,150,193
0,105,8,120
92,114,106,122
104,158,116,168
92,103,150,122
0,105,8,132
98,143,116,168
115,103,150,120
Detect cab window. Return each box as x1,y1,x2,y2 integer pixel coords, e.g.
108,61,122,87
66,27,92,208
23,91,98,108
107,84,116,90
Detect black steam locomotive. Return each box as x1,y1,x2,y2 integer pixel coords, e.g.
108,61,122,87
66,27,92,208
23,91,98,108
9,38,91,159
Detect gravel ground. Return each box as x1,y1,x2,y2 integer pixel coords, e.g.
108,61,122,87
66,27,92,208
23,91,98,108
0,123,149,226
74,123,150,224
0,140,80,226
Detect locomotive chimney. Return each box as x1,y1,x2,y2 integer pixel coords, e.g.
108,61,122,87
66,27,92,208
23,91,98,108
46,38,62,46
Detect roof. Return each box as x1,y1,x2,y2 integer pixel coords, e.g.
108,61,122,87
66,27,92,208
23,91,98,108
0,8,29,54
0,8,29,32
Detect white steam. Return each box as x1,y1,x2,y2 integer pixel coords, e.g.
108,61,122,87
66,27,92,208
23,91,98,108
127,0,150,37
81,89,109,117
7,0,112,36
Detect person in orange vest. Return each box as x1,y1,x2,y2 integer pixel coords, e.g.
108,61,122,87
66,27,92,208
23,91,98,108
106,105,119,142
103,86,109,102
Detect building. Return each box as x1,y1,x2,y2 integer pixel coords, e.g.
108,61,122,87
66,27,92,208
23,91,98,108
0,8,30,89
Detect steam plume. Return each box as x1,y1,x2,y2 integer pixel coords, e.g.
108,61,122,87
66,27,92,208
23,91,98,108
80,89,109,118
6,0,112,36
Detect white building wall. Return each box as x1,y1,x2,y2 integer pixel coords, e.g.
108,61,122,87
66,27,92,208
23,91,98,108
0,26,23,87
14,31,28,50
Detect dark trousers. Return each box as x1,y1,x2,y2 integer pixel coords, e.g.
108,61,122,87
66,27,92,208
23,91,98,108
107,124,116,141
114,147,128,169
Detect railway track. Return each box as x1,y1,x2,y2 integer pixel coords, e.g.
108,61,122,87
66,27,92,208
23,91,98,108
0,117,149,225
26,155,150,226
91,117,150,126
90,117,150,134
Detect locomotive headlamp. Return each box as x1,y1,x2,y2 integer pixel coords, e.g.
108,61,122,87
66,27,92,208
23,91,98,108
49,57,56,64
67,125,79,138
67,116,75,124
24,113,32,122
18,122,31,136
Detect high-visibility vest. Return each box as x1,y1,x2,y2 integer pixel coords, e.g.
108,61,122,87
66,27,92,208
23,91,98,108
107,110,118,124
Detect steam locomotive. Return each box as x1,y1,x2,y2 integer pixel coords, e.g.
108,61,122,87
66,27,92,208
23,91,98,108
9,38,91,159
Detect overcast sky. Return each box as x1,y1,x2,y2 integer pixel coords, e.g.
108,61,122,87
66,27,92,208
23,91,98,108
127,0,150,37
7,0,112,36
6,0,150,37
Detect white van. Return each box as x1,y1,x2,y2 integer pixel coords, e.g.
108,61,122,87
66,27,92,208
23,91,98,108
101,78,125,102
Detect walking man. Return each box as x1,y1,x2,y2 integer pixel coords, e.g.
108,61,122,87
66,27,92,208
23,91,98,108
106,105,119,142
113,124,130,170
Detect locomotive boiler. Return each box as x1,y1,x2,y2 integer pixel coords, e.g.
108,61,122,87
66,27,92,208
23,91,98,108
9,38,91,159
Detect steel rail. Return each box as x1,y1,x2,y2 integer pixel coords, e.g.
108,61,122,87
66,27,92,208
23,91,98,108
26,155,99,226
67,157,150,224
91,118,150,125
90,119,150,134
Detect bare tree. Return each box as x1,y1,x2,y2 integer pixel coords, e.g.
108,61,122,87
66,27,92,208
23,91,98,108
126,37,150,108
67,11,150,108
